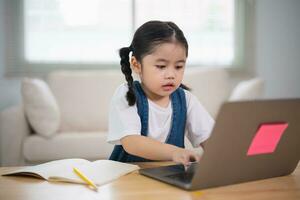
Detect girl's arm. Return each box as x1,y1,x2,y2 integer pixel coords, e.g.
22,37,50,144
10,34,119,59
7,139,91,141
121,135,200,165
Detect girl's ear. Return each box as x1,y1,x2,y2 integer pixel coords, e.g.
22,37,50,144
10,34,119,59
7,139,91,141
131,56,142,75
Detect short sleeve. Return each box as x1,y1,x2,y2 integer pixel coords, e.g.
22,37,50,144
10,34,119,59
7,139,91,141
185,91,215,147
106,84,141,145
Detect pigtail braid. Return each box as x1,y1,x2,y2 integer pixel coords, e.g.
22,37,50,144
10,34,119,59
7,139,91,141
119,47,136,106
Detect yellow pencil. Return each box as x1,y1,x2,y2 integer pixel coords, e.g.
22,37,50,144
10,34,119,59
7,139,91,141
73,167,98,191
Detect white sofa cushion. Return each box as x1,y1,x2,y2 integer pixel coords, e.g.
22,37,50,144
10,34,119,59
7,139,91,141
21,78,60,137
183,68,231,118
23,132,114,162
48,70,124,132
229,78,264,101
47,68,231,133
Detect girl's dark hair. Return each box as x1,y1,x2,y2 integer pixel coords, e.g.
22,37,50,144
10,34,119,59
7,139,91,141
119,20,189,106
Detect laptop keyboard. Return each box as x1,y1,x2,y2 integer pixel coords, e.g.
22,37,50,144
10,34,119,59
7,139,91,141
166,172,194,183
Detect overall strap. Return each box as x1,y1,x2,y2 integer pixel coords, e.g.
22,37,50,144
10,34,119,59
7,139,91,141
133,81,149,136
165,88,187,148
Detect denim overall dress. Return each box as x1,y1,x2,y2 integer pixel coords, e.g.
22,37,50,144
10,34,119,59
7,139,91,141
109,81,187,162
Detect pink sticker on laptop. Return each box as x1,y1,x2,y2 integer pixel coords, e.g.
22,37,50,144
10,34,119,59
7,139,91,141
247,123,288,156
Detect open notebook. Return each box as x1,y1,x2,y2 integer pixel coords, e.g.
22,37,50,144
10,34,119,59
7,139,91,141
2,159,139,186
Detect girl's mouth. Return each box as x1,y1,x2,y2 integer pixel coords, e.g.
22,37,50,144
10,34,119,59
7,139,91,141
162,83,175,91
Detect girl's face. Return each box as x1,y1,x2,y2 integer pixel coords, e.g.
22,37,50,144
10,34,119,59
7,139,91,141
131,42,187,102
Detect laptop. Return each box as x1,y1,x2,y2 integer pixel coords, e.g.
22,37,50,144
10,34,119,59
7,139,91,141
139,99,300,190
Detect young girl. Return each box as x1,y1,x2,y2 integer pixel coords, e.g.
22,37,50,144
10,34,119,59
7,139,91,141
107,21,214,166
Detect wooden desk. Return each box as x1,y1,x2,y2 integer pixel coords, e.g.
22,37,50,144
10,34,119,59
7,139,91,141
0,162,300,200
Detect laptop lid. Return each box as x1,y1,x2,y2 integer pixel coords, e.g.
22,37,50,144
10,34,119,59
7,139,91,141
191,99,300,189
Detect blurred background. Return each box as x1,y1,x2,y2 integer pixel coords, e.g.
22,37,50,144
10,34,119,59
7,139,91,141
0,0,300,112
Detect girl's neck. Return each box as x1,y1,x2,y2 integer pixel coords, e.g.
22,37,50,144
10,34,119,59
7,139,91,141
140,84,170,108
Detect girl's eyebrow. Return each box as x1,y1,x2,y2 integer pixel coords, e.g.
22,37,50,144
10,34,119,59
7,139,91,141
155,58,168,62
155,58,186,63
176,59,186,63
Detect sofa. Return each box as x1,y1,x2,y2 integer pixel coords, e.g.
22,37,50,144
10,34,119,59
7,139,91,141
0,68,264,166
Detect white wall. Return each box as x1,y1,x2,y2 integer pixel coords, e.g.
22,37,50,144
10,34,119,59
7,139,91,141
0,0,22,112
255,0,300,98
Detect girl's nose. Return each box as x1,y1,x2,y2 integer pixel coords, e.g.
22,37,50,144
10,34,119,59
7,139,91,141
165,69,175,79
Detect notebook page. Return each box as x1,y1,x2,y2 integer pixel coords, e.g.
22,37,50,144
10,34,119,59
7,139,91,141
75,160,140,186
4,158,89,181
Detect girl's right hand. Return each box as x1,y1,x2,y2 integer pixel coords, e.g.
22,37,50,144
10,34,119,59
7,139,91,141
172,148,201,166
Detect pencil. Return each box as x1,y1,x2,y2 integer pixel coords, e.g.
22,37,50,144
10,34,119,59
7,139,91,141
73,167,98,191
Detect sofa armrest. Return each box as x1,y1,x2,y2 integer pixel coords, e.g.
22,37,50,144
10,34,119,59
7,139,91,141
0,105,31,166
229,78,264,101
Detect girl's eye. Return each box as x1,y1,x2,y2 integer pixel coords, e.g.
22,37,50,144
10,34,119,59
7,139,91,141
176,66,184,70
155,65,166,69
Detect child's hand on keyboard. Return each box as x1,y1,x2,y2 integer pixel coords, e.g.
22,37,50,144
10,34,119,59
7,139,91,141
172,148,200,166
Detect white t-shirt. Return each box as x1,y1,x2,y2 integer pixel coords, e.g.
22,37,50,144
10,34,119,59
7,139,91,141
107,83,215,147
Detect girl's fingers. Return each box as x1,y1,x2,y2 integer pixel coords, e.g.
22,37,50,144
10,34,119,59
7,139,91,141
177,154,188,166
184,154,195,166
194,154,201,162
172,149,201,166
